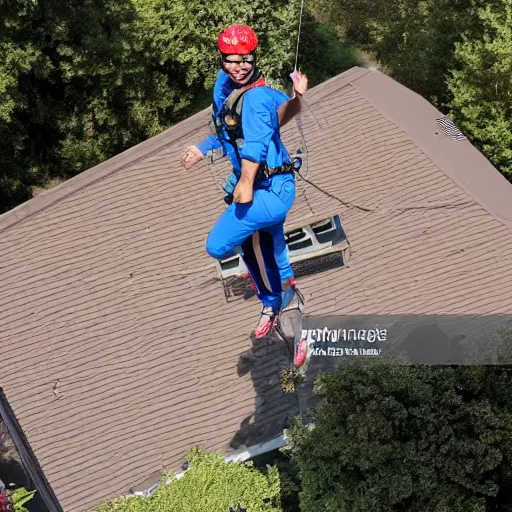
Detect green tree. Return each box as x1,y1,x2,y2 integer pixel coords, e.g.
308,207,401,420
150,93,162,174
296,13,362,88
0,0,143,212
447,0,512,179
305,0,472,108
95,447,283,512
287,365,512,512
0,0,44,210
0,0,301,213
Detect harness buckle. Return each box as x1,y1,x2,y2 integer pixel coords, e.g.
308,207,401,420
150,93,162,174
258,157,301,182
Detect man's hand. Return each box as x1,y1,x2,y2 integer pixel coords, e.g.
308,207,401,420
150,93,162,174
181,145,204,169
233,177,254,203
290,70,308,96
233,159,260,203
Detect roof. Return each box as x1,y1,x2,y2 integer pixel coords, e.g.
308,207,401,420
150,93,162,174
1,66,512,511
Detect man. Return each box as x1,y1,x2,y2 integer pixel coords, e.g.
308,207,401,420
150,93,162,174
181,24,307,341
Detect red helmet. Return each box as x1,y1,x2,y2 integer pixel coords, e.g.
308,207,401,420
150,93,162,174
217,25,258,55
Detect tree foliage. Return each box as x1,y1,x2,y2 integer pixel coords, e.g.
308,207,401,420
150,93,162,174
447,0,512,177
0,0,144,211
306,0,512,179
96,447,283,512
0,0,300,213
306,0,473,108
287,365,512,512
296,13,362,88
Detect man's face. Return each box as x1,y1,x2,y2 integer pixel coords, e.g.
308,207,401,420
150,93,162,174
222,54,255,85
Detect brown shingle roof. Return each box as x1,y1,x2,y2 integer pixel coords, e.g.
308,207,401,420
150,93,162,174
1,66,512,511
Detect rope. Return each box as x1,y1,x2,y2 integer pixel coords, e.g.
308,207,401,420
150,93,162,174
295,170,375,213
289,0,374,214
294,0,305,71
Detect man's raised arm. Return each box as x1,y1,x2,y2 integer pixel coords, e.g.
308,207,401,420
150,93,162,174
278,70,308,127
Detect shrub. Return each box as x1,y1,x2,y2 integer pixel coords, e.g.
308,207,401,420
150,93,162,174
96,447,283,512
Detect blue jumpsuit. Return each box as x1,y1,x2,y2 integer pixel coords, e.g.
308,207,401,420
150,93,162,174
196,70,295,311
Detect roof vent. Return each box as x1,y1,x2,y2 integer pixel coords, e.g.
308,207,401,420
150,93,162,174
436,116,467,141
218,215,351,302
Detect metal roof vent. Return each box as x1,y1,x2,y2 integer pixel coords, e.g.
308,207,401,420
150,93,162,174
218,215,350,302
436,116,467,141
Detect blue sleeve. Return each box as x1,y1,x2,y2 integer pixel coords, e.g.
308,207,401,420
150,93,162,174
196,134,222,156
195,71,235,156
240,91,279,163
274,89,291,109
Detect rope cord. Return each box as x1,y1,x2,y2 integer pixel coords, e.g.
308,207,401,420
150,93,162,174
295,170,375,213
294,0,305,71
290,0,374,214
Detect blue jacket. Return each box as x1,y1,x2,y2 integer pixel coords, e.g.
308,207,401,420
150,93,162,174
196,70,292,176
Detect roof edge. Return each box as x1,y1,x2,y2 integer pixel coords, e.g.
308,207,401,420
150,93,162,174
0,66,369,234
0,107,211,234
351,69,512,227
0,389,63,512
224,433,287,464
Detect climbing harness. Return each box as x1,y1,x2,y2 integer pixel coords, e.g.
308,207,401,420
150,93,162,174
212,73,265,149
214,76,299,203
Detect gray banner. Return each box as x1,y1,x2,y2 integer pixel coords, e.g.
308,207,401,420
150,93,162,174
300,314,512,365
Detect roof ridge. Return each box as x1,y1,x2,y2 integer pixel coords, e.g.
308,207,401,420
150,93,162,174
303,66,370,104
350,69,512,229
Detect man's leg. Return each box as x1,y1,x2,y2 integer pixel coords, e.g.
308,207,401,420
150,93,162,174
205,203,256,261
256,175,297,308
206,204,281,311
206,189,284,310
262,222,293,282
240,230,282,311
243,223,299,337
206,176,296,335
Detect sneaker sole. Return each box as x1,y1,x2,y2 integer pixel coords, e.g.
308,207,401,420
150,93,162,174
254,315,278,339
293,338,307,368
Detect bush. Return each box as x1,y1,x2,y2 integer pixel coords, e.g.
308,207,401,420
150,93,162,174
95,447,283,512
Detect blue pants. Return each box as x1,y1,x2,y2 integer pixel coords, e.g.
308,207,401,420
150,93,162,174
206,174,295,310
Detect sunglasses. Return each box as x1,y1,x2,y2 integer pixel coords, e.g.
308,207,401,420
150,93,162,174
222,56,255,66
